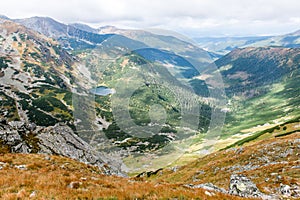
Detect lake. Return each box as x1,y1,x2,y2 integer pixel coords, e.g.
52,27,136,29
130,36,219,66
90,86,115,96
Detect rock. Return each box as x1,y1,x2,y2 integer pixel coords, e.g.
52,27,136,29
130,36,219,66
29,191,37,198
280,184,291,197
15,164,27,170
0,121,125,176
280,184,300,198
44,156,51,160
68,181,81,189
229,174,262,198
205,190,215,196
8,121,25,129
185,183,227,194
171,166,180,172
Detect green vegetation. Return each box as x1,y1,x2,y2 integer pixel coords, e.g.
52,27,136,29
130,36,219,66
0,57,11,70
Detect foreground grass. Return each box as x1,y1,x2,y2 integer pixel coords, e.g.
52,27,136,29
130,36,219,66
0,154,248,200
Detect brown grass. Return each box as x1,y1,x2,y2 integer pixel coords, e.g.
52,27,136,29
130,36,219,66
0,133,298,199
0,153,249,199
153,132,300,196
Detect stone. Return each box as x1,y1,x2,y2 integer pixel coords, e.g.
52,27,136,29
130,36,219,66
0,120,125,176
229,174,262,198
68,181,81,189
205,191,215,196
186,183,227,194
280,184,291,197
15,165,27,170
29,191,37,198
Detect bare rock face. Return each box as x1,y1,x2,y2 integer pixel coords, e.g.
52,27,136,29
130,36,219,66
229,174,262,198
0,120,124,176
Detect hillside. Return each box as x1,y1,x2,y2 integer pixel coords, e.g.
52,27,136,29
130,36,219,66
0,131,298,199
190,47,300,142
151,131,300,199
0,18,223,173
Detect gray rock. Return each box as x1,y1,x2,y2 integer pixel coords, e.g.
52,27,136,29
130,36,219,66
229,174,262,198
15,165,27,170
280,184,291,197
0,121,125,176
280,184,300,198
189,183,227,193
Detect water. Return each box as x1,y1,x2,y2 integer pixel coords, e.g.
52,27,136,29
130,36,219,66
90,86,115,96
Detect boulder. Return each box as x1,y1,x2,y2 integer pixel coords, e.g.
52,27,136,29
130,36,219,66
229,174,262,198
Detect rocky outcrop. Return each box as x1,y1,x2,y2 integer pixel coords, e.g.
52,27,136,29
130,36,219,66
280,184,300,198
229,174,262,198
185,183,227,194
0,120,124,176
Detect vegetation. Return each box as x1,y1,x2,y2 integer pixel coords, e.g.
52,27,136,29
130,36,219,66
0,153,249,200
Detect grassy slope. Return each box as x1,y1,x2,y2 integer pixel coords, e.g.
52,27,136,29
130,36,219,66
0,153,248,200
0,132,298,199
152,132,300,196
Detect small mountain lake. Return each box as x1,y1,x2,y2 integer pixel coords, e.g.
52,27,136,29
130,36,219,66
90,86,115,96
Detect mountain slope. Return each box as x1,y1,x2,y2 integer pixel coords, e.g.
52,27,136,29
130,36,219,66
14,17,147,51
151,131,300,199
193,47,300,144
98,26,214,69
0,20,124,175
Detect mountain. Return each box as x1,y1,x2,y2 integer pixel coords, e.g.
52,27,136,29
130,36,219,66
195,29,300,55
98,26,215,69
0,20,124,175
193,47,300,143
194,36,272,55
0,18,220,173
0,14,9,20
14,17,147,51
70,22,98,33
245,30,300,48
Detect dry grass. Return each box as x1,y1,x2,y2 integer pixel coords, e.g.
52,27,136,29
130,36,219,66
0,133,298,199
0,153,249,199
153,132,300,196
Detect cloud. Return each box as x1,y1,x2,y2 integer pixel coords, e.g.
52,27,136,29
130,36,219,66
0,0,300,36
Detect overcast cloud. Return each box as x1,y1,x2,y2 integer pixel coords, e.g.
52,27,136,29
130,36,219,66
1,0,300,37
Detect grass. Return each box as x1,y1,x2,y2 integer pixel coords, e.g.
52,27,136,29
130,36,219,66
223,115,300,149
0,153,249,200
152,132,300,196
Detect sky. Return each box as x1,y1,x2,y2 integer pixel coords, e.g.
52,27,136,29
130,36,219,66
1,0,300,37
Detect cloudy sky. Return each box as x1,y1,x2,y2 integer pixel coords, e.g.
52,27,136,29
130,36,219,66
1,0,300,37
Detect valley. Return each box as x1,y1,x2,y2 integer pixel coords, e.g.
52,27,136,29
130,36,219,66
0,13,299,199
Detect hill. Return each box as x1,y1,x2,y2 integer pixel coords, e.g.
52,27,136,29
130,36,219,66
0,131,298,199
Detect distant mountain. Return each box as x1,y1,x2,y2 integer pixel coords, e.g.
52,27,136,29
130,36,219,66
194,36,272,55
247,30,300,48
70,22,98,33
196,46,300,139
98,26,214,69
0,14,10,20
195,29,300,54
214,47,300,96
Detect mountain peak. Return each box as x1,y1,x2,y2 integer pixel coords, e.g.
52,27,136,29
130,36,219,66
0,14,9,20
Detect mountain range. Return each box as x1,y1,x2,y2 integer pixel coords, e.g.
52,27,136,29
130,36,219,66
0,15,299,199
